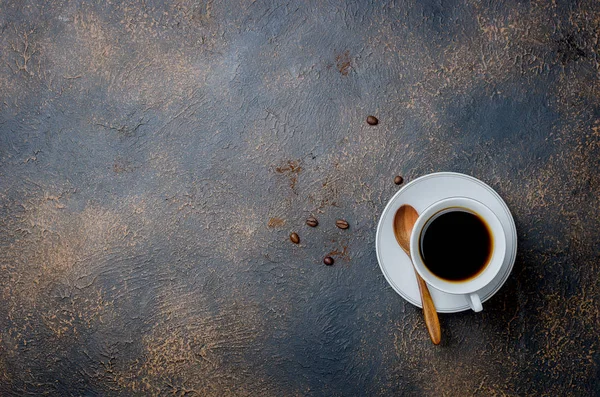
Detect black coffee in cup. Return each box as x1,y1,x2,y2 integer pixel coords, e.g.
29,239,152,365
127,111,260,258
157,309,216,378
420,209,492,281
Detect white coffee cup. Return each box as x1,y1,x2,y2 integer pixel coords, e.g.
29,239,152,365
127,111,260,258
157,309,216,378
409,197,506,312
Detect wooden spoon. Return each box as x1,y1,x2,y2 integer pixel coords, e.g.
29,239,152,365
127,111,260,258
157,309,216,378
393,204,441,345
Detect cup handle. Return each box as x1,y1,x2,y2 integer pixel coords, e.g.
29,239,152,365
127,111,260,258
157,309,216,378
468,293,483,312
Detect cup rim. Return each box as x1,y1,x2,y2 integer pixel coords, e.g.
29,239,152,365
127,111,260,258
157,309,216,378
409,196,507,294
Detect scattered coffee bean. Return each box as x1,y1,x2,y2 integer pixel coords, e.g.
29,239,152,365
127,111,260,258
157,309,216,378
336,219,349,229
323,256,334,266
394,175,404,185
366,115,378,125
306,216,319,227
290,232,300,244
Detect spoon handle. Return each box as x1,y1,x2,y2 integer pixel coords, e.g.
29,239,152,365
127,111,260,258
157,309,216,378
415,271,441,345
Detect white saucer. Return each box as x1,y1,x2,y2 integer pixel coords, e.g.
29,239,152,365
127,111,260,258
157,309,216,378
376,172,517,313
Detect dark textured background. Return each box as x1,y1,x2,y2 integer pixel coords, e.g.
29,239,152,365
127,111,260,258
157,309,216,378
1,0,599,396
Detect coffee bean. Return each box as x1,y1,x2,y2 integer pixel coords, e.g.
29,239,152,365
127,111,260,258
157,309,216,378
366,115,378,125
394,175,404,185
306,216,318,227
323,256,334,266
290,232,300,244
336,219,349,229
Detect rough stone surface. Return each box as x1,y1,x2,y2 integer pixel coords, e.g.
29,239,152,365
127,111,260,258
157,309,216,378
1,0,599,396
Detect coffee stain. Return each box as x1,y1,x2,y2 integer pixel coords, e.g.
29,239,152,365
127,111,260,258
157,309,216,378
275,160,302,192
335,51,352,76
267,217,285,228
327,244,350,262
275,160,302,174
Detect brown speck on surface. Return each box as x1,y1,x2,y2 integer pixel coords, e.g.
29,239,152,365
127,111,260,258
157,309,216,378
275,160,302,174
323,256,334,266
335,50,351,76
327,245,350,262
275,160,302,192
268,217,285,228
394,175,404,185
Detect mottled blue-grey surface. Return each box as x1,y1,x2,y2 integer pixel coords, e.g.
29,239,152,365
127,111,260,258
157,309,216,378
1,0,599,396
